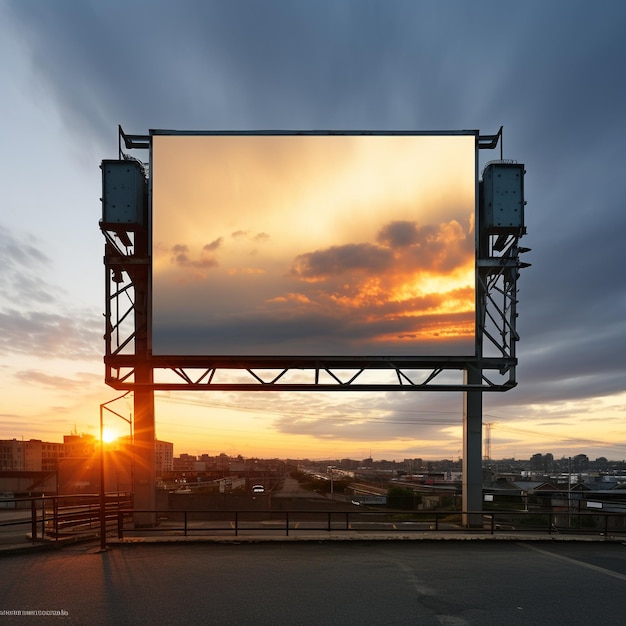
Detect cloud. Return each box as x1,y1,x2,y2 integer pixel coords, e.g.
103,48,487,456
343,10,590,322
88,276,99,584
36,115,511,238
0,309,101,360
0,225,56,305
376,221,422,248
231,230,269,243
14,370,100,392
0,226,101,360
282,219,474,346
170,243,219,269
291,243,394,281
292,219,471,283
154,215,476,355
4,0,626,457
204,237,223,252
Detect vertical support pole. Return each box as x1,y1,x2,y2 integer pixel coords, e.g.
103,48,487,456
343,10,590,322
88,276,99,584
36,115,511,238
132,383,156,527
462,368,483,528
99,406,107,550
31,498,37,542
132,219,156,527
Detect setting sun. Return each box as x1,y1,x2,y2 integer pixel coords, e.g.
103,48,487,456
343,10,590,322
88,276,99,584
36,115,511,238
101,428,118,444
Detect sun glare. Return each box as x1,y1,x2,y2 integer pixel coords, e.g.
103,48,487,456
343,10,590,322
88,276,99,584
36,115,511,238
101,428,118,444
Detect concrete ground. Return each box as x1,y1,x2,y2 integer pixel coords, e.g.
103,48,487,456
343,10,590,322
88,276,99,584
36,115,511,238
2,539,626,624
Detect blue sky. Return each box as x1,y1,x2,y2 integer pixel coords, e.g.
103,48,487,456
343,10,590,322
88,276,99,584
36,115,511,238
1,1,625,461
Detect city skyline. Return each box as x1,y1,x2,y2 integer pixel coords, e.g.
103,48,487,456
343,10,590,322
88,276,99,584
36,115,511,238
1,2,625,463
2,430,624,466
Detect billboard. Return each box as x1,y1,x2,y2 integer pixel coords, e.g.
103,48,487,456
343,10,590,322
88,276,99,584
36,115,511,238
150,131,477,357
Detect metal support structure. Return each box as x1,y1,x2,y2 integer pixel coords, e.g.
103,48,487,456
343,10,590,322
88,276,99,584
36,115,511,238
101,155,155,526
462,368,483,528
103,354,516,392
100,126,527,528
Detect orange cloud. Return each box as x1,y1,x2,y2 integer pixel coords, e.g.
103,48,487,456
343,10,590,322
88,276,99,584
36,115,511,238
275,219,474,342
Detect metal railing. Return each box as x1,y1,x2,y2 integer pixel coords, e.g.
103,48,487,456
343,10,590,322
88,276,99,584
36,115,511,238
4,499,625,547
0,493,133,543
115,508,626,540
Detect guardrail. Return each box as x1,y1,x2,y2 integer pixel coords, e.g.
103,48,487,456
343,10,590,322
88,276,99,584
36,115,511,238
115,508,626,540
0,493,132,543
4,499,625,547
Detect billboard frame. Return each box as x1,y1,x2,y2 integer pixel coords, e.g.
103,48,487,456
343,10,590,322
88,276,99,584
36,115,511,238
100,126,526,393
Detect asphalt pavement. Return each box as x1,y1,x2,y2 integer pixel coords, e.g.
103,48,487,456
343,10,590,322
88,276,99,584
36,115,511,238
2,539,626,624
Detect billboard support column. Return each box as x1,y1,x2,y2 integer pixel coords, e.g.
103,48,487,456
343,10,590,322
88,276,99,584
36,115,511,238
462,367,483,528
132,222,156,527
133,380,155,527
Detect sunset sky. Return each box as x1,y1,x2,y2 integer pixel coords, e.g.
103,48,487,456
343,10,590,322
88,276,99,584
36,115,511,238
152,133,475,355
1,1,625,462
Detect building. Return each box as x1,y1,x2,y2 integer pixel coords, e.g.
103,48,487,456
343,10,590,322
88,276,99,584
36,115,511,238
42,442,66,471
0,439,43,471
173,453,197,473
156,440,174,477
63,433,97,458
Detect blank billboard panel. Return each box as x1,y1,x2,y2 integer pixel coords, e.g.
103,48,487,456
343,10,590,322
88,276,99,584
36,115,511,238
151,132,476,356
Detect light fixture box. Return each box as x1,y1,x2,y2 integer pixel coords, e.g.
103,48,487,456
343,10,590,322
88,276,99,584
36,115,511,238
481,162,525,234
101,160,146,225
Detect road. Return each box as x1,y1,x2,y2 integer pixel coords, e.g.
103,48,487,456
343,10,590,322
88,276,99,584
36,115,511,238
1,541,626,624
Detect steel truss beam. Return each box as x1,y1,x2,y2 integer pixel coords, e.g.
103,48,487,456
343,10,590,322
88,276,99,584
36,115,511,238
103,354,516,392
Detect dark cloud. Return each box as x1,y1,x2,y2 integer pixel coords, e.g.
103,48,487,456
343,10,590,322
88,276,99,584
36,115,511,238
291,243,394,280
291,219,471,283
377,221,422,248
0,309,101,360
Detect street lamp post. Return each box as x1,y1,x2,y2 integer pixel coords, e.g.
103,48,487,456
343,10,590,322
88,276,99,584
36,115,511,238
99,392,131,552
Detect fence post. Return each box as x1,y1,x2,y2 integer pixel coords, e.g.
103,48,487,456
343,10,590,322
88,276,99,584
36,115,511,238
235,511,238,537
31,498,37,542
54,497,59,542
184,511,188,537
285,511,289,536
